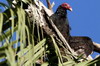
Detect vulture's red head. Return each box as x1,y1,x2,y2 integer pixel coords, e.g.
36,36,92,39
61,3,72,11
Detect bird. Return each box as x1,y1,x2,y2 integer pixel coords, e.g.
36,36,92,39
50,3,94,58
50,3,72,42
69,36,94,58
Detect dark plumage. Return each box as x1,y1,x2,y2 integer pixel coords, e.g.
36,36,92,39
69,36,94,58
50,3,94,58
50,3,72,41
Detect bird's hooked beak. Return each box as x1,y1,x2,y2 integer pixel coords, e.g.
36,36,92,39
69,8,73,11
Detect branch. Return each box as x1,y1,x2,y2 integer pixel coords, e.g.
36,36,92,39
93,42,100,53
31,1,77,58
46,0,55,10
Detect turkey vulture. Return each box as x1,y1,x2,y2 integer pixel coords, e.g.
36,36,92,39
50,3,95,58
69,36,94,58
50,3,72,41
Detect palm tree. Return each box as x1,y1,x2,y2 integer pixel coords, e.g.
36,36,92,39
0,0,100,66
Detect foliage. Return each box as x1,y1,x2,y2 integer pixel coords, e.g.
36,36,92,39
0,0,100,66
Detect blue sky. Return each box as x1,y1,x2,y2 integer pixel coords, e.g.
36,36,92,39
0,0,100,58
42,0,100,58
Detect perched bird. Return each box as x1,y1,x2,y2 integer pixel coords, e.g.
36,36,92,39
50,3,72,41
69,36,94,58
50,3,94,58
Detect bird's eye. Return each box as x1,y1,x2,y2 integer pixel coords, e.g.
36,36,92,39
64,5,67,7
